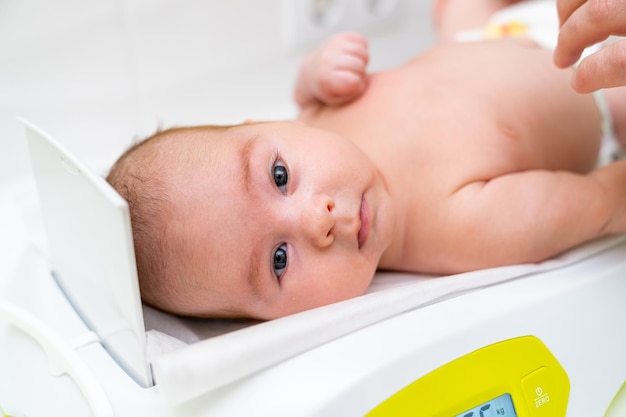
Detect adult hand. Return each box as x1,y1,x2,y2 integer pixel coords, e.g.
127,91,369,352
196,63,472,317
554,0,626,93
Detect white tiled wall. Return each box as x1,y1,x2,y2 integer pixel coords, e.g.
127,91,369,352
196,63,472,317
0,0,435,182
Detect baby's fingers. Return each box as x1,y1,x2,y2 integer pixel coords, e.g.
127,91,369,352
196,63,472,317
318,70,366,105
333,32,369,67
334,55,367,82
572,39,626,92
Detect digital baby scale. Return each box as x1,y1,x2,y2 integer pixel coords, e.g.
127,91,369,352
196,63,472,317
1,121,626,417
367,336,569,416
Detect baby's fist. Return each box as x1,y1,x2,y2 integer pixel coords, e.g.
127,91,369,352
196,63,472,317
308,32,369,106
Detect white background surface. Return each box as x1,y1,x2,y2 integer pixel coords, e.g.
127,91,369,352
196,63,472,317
0,0,435,183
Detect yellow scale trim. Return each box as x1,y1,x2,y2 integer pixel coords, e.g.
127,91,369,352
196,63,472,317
367,336,569,417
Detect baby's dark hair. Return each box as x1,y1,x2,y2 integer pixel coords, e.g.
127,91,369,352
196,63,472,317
106,129,179,310
106,124,238,315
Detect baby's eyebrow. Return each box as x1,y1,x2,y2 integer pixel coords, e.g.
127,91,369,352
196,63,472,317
240,135,264,295
240,135,258,193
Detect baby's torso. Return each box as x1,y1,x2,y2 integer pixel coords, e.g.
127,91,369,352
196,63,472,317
298,40,602,273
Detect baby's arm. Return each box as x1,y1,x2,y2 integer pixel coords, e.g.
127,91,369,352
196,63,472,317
437,161,626,272
294,32,369,108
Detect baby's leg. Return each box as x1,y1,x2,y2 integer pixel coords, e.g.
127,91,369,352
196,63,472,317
603,86,626,149
434,0,524,41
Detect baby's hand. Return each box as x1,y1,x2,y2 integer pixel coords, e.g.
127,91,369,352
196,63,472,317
295,32,369,107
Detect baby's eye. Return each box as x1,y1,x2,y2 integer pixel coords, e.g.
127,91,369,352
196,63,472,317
273,244,288,280
273,161,288,193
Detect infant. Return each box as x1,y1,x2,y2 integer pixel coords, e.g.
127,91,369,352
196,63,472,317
107,0,626,320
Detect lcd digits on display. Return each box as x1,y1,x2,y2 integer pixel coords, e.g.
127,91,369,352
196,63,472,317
454,393,517,417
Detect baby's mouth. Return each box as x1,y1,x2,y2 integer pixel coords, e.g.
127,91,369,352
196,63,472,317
358,196,369,249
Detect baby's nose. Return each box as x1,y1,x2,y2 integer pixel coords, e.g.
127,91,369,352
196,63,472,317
301,194,335,248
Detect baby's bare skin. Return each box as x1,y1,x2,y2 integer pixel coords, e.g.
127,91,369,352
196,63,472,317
298,34,626,275
108,1,626,319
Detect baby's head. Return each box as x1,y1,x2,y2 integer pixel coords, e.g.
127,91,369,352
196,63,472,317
107,121,396,319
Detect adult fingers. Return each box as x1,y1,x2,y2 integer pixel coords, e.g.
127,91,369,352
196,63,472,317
557,0,588,26
554,0,626,68
571,39,626,92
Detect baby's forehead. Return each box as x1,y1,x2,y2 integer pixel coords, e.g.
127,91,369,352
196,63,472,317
162,127,250,197
153,122,286,179
152,127,237,165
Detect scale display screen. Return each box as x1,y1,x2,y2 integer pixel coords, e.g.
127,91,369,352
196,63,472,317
454,393,517,417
